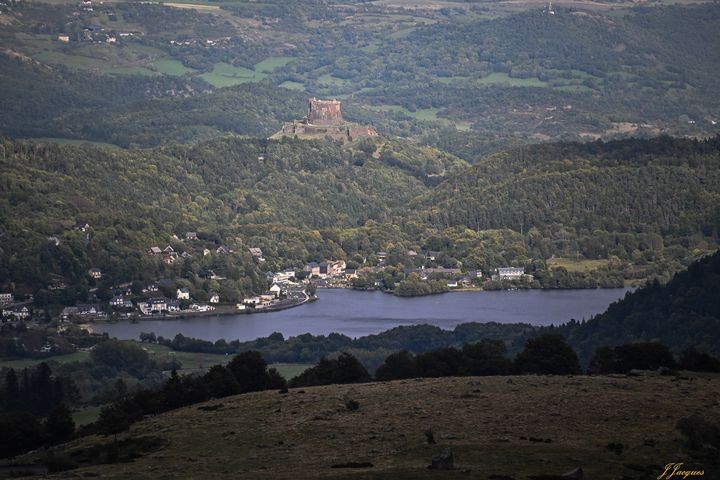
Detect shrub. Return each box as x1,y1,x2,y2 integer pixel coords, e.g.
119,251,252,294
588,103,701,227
679,347,720,372
589,342,676,374
375,350,417,381
289,353,370,387
514,335,581,375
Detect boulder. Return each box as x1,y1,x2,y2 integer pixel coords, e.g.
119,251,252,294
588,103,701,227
428,448,454,470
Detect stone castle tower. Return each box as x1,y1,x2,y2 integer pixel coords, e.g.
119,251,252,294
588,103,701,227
279,97,377,141
307,97,343,125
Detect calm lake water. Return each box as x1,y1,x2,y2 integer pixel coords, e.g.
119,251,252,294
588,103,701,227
89,288,631,342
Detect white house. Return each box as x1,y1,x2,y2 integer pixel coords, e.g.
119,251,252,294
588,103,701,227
88,268,102,279
497,267,525,280
268,283,283,298
110,295,124,307
2,306,29,320
190,303,215,312
209,293,220,304
177,288,190,300
272,270,296,283
243,297,262,307
141,298,179,314
77,304,102,316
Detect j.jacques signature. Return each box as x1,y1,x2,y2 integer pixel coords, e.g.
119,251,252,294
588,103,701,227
657,463,705,480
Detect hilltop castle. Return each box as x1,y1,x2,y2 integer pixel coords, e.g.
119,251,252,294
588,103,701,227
278,98,377,142
308,98,343,125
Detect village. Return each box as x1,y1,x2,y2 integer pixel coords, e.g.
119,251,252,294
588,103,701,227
0,234,531,329
0,217,533,353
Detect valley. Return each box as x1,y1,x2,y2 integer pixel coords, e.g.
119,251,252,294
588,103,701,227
1,0,720,475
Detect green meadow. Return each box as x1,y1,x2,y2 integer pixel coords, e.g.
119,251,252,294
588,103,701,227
477,72,548,87
200,62,265,87
279,81,306,91
254,56,294,73
154,59,197,76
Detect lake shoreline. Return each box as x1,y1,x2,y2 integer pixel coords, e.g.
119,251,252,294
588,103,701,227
86,286,631,327
88,295,317,325
85,288,632,343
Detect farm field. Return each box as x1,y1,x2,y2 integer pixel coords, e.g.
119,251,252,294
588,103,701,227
366,105,472,130
199,62,265,87
279,81,306,91
153,59,197,76
254,56,294,73
547,257,611,272
477,72,549,88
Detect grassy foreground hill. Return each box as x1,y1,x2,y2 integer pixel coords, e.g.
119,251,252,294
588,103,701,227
6,374,719,479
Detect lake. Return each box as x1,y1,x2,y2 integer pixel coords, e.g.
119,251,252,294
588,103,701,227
88,288,631,342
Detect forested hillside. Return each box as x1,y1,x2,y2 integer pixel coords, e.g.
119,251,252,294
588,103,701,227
0,56,306,148
0,136,466,298
1,134,718,300
554,249,720,363
410,136,720,279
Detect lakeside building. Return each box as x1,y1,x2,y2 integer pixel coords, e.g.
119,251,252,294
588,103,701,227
496,267,525,279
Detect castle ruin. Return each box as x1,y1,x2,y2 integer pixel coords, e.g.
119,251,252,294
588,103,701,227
279,97,377,142
307,98,343,125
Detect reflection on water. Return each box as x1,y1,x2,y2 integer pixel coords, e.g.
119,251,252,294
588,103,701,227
90,288,631,342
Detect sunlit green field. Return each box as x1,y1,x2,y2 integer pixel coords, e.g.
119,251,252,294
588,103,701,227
154,59,197,76
255,56,294,73
279,81,306,91
366,105,471,131
317,73,350,87
477,72,548,88
200,62,265,87
547,257,611,272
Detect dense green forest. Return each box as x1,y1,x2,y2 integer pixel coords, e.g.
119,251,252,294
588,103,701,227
1,135,718,300
0,135,467,299
410,136,720,278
